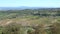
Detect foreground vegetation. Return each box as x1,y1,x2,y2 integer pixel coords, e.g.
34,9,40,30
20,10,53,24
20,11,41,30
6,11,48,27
0,8,60,34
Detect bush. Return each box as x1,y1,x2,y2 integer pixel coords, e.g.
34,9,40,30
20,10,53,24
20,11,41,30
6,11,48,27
2,23,21,34
50,22,60,34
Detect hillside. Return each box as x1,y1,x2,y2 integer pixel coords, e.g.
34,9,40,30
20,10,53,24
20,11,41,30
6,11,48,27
0,9,60,34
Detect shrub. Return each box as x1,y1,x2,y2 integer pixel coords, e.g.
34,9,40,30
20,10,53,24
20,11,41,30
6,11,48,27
2,23,21,34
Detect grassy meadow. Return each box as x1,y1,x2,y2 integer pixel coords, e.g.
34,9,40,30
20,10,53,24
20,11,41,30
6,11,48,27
0,9,60,34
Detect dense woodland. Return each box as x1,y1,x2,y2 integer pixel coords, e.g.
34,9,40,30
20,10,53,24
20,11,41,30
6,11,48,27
0,8,60,34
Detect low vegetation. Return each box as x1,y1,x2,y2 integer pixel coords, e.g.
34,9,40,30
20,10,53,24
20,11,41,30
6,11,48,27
0,9,60,34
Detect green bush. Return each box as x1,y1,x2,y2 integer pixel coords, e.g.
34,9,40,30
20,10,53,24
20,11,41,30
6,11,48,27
2,23,21,34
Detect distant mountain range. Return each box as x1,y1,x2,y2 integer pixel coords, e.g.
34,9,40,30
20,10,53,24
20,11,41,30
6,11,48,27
0,6,41,10
0,6,60,10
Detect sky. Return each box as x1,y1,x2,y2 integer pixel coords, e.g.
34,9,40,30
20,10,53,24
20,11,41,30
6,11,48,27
0,0,60,7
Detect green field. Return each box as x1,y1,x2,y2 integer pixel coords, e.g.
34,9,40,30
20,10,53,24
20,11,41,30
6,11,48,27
0,9,60,34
